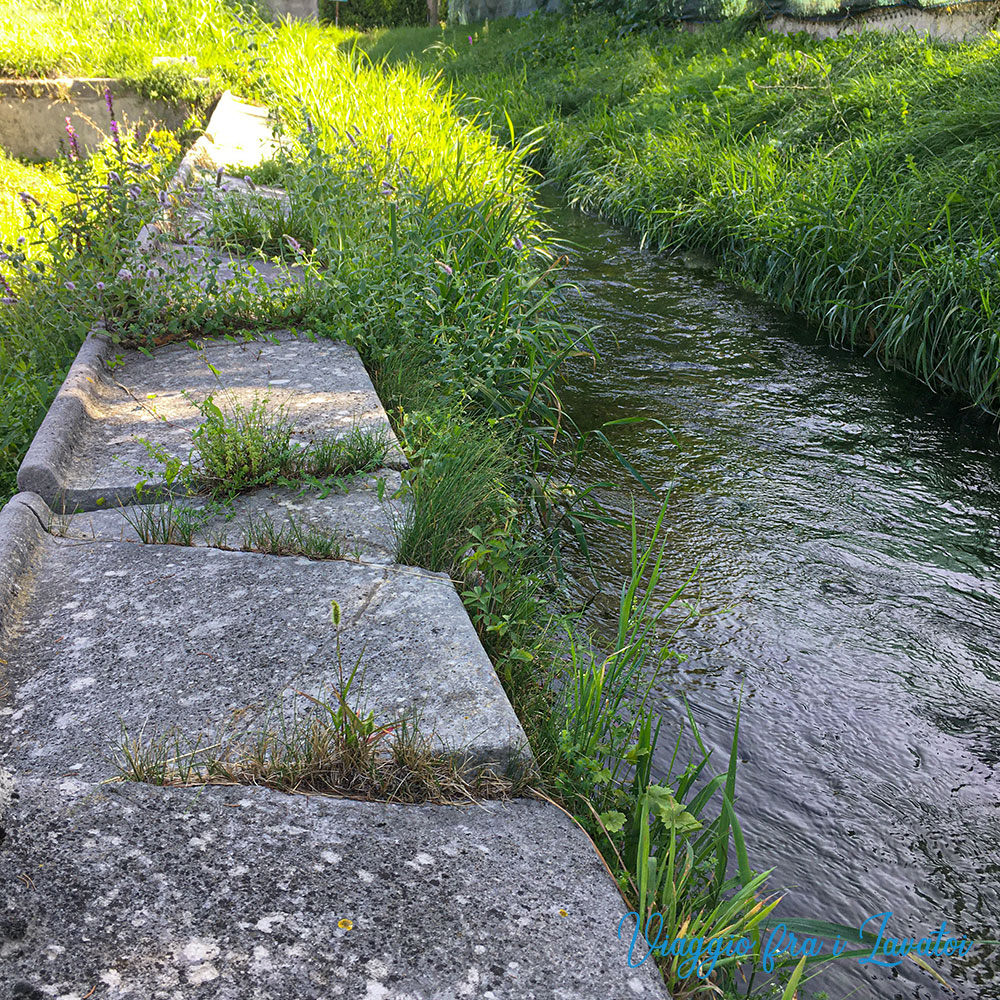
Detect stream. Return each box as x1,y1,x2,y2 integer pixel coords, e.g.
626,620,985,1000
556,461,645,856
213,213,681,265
544,191,1000,999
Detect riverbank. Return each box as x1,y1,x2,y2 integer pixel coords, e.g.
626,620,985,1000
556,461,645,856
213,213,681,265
362,14,1000,415
0,6,783,997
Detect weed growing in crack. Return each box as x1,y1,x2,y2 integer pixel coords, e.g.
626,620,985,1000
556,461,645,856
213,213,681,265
137,389,391,501
121,497,213,545
111,600,527,801
238,510,343,560
295,423,391,481
190,393,295,494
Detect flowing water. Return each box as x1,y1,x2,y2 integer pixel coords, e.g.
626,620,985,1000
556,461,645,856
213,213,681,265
544,192,1000,999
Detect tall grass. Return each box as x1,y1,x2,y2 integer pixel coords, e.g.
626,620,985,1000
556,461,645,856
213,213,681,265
0,0,264,79
366,14,1000,414
0,13,777,994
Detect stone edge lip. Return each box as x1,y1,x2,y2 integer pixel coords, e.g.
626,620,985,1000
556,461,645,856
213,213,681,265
0,492,49,633
16,324,408,513
15,331,121,513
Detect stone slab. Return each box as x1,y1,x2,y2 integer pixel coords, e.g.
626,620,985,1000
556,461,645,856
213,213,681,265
144,237,307,292
0,779,665,999
0,516,526,778
18,330,406,513
0,77,206,162
53,469,406,564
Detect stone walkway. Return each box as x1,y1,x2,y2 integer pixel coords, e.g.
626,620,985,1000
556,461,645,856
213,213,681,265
0,94,666,999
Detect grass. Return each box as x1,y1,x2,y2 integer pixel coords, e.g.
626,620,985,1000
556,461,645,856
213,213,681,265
113,601,523,802
158,392,390,497
363,13,1000,414
1,9,785,994
0,0,265,81
237,510,344,559
0,151,65,257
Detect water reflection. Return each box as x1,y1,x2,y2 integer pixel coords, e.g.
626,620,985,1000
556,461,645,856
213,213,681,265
542,191,1000,998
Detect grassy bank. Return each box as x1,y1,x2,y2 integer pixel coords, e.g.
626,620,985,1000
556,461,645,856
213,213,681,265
0,0,261,80
363,14,1000,414
0,9,786,995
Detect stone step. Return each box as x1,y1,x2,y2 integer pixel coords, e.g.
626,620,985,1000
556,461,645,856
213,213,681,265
0,778,665,999
51,468,405,565
0,493,525,779
18,330,406,513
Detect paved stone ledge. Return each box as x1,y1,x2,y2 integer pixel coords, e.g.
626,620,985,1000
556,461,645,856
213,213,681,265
53,468,406,564
18,330,406,513
0,494,47,636
0,518,526,778
145,238,307,292
0,779,665,1000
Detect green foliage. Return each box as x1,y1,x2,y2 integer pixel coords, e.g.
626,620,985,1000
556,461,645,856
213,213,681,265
369,14,1000,415
137,388,391,500
395,410,515,572
0,123,182,499
319,0,428,31
189,394,295,493
0,0,262,80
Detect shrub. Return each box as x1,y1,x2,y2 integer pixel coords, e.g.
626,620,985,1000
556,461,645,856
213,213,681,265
318,0,429,30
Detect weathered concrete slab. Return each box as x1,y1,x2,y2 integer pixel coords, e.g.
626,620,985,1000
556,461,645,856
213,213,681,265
53,469,405,564
0,494,47,636
0,77,206,161
144,237,306,292
172,91,278,186
18,330,406,512
0,510,525,777
0,779,665,999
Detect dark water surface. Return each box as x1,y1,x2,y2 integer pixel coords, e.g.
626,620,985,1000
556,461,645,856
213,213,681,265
544,192,1000,998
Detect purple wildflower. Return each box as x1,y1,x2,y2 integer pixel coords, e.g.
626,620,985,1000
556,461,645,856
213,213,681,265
0,272,14,297
513,236,523,251
386,132,393,150
109,116,121,151
468,35,473,44
243,175,256,191
18,192,40,207
65,117,79,161
104,86,115,120
108,171,122,185
158,191,169,206
284,235,303,257
117,267,133,281
437,262,453,276
126,184,141,200
304,111,314,136
96,281,106,291
216,167,225,189
64,281,76,291
380,180,395,195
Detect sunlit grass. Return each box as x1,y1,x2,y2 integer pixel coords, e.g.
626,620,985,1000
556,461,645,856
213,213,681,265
368,14,1000,413
0,151,65,255
0,0,262,78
